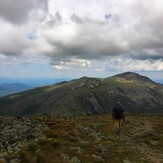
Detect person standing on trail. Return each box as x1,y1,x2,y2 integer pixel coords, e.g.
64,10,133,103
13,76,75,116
112,101,124,133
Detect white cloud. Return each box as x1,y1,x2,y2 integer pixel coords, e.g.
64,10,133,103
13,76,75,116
52,58,91,70
103,57,163,72
37,0,163,62
0,20,32,56
0,0,163,79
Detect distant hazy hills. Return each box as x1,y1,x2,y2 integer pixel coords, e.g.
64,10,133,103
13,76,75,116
0,72,162,116
0,83,32,97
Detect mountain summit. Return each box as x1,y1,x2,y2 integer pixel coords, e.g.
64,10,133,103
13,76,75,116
0,72,162,116
112,72,154,83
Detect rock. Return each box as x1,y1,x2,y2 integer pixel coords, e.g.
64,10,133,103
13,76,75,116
16,115,23,120
123,160,132,163
83,127,93,134
150,140,159,146
87,112,92,116
0,152,7,158
26,133,36,140
80,140,89,146
13,147,20,152
97,144,109,154
68,156,81,163
91,154,105,162
0,116,46,160
91,132,102,141
9,159,20,163
70,147,83,153
60,153,69,160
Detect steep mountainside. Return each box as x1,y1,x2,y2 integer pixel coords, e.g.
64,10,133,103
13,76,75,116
0,72,162,116
0,83,32,97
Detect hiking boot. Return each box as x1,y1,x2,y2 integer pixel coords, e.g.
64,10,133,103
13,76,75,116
115,128,121,134
115,128,120,134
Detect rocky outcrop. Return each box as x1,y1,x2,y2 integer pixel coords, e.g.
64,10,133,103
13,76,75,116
0,116,46,162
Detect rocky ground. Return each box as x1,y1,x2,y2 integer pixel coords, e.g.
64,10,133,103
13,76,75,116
0,114,163,163
0,116,46,163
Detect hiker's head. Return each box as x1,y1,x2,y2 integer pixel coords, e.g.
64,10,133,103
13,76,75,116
117,101,121,106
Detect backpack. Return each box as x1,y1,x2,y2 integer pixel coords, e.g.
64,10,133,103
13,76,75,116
115,106,121,113
113,106,124,119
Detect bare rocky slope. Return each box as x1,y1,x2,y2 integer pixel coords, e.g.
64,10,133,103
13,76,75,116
0,72,162,116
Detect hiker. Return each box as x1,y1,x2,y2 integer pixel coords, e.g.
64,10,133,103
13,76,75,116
112,101,124,133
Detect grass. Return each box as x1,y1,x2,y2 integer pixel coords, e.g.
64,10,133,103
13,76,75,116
17,114,163,163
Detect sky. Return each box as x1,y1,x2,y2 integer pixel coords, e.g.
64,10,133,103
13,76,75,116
0,0,163,83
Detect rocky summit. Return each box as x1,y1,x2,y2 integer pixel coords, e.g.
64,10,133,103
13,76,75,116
0,72,162,116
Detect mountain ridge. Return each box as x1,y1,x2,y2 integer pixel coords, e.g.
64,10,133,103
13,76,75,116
0,72,162,116
0,83,32,97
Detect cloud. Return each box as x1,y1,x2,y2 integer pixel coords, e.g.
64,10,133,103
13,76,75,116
37,0,163,64
0,0,48,24
40,14,130,61
0,20,32,56
0,0,163,76
51,58,91,70
103,57,163,72
129,49,163,61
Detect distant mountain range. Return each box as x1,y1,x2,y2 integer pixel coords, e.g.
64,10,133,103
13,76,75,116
0,72,162,116
0,83,32,97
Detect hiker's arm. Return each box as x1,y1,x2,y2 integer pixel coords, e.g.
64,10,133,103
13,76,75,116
112,112,115,119
121,107,125,119
112,108,115,119
121,112,124,119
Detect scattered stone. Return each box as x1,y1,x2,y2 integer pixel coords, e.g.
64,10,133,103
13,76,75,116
60,153,69,160
150,140,159,146
70,147,83,153
91,154,105,162
68,156,81,163
87,112,92,116
80,140,89,146
123,159,132,163
0,116,46,162
97,144,109,154
0,153,7,158
9,159,20,163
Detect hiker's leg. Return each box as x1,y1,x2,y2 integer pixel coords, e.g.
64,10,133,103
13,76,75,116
115,120,119,133
114,120,117,130
115,120,118,128
118,120,121,132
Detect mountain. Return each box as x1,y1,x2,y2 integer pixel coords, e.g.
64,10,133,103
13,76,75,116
0,72,162,116
0,83,32,97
